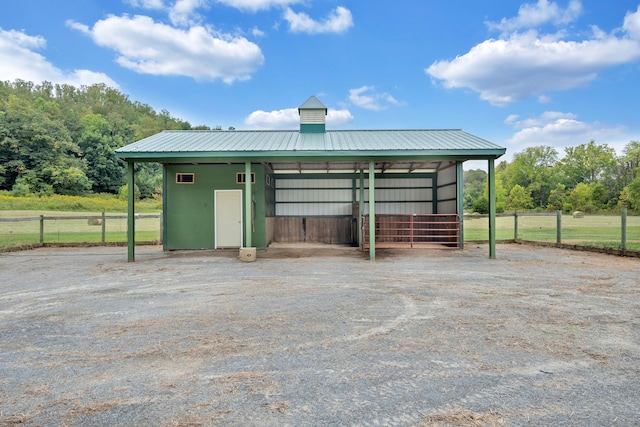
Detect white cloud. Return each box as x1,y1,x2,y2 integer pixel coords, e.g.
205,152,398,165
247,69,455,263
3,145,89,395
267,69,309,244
251,27,266,37
426,5,640,105
624,5,640,39
348,86,403,111
0,27,118,88
215,0,302,12
169,0,208,26
245,107,298,129
538,94,552,103
125,0,210,27
125,0,166,10
126,0,205,25
505,111,628,154
245,107,353,129
284,6,353,34
68,15,264,83
486,0,583,33
327,109,354,127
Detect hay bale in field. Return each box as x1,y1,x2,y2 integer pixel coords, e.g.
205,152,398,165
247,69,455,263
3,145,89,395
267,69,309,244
88,218,102,226
573,211,584,219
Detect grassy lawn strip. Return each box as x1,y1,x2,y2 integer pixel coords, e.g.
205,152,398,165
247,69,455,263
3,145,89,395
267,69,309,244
463,214,639,250
0,193,161,212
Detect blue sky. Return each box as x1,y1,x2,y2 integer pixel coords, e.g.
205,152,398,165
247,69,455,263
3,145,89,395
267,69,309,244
2,0,640,165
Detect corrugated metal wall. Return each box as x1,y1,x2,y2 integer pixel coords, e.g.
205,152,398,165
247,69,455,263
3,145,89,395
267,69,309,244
274,174,446,217
437,164,458,214
359,177,433,215
275,178,353,216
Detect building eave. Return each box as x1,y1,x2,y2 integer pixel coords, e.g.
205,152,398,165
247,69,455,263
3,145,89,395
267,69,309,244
115,148,505,163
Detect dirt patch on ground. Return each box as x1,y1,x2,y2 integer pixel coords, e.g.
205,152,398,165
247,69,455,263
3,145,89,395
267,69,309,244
418,408,505,426
0,243,638,426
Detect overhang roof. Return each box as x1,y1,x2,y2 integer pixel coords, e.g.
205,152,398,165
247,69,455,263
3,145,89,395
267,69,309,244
115,129,506,164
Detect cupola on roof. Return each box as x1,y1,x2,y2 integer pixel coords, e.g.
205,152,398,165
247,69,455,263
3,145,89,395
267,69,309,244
298,96,327,133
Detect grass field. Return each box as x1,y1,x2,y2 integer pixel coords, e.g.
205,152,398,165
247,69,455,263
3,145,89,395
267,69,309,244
0,210,161,248
464,213,640,250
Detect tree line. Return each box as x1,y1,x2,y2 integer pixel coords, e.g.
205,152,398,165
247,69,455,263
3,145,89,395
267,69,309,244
2,79,638,212
0,80,211,199
465,141,640,214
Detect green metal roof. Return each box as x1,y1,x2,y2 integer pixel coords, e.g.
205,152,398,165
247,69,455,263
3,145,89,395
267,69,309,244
115,129,505,162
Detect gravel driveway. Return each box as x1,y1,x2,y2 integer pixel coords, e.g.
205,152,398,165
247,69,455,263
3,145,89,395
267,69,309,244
0,244,638,426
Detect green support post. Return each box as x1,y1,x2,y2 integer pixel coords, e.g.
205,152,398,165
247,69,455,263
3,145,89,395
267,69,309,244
162,168,167,247
359,168,364,248
40,215,44,244
245,161,252,248
432,173,438,215
556,210,562,244
456,161,464,249
368,161,376,261
514,212,519,240
127,161,135,262
488,159,496,258
621,208,627,250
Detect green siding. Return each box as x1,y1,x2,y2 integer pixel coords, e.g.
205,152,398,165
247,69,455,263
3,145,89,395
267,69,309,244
164,164,267,250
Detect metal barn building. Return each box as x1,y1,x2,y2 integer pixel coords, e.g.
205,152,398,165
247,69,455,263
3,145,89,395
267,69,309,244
115,97,505,261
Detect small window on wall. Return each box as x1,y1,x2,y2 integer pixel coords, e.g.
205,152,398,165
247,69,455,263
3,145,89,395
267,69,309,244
236,172,256,184
176,173,195,184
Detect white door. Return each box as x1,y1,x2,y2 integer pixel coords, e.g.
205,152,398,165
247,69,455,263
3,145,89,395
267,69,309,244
215,190,243,248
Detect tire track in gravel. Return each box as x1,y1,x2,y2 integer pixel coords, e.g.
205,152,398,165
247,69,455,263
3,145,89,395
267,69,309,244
288,289,437,352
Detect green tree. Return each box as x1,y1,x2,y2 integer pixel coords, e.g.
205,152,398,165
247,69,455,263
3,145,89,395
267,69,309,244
12,170,53,195
506,184,533,211
463,169,486,210
590,182,607,209
566,182,594,212
118,183,141,201
0,94,80,192
473,177,507,214
547,183,567,211
618,176,640,212
78,113,125,193
0,79,211,197
622,141,640,182
42,166,92,196
500,146,560,208
559,140,616,187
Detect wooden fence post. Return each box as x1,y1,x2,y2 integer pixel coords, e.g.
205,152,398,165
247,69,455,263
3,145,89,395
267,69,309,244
621,208,627,250
101,212,106,243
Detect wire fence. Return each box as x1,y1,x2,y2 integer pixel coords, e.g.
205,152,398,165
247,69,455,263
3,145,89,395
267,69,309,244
1,210,638,254
463,209,640,253
0,213,161,249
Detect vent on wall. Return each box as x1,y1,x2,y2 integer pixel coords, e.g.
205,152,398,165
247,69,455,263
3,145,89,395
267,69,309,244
236,172,256,184
176,173,195,184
